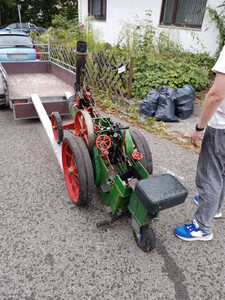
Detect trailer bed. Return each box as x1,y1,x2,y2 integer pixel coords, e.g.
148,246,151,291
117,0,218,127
8,73,74,99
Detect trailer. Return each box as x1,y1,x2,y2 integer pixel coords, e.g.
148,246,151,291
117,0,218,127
0,43,75,120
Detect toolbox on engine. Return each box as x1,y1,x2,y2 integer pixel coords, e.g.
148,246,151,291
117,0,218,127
135,174,188,214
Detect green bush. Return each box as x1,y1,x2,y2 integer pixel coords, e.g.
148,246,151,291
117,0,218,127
132,55,210,99
37,14,106,52
180,51,216,71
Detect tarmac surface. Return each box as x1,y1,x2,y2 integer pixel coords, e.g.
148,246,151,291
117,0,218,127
162,102,202,142
0,104,225,300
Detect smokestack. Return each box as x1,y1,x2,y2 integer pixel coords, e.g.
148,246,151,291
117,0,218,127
75,41,88,92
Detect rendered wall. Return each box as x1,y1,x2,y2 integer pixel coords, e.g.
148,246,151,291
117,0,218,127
78,0,221,55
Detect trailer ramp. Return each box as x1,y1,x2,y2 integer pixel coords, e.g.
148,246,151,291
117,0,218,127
31,93,63,172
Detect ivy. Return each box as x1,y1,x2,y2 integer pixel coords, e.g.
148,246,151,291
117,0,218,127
203,2,225,55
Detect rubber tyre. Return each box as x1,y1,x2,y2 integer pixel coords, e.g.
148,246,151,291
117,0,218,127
130,129,153,174
62,135,94,206
73,135,94,202
0,104,5,109
133,226,156,252
51,111,63,144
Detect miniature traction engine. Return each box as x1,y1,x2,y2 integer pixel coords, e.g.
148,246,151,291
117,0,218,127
50,41,188,252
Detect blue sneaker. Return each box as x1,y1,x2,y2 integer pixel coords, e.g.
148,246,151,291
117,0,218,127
193,195,199,205
174,219,213,241
193,195,222,218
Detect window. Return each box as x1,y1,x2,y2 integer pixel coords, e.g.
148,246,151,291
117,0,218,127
88,0,106,20
0,35,33,48
160,0,207,28
7,24,18,29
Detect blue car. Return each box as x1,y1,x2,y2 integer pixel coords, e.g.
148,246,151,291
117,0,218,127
0,29,40,62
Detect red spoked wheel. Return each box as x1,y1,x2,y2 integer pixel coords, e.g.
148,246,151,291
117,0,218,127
131,151,143,161
75,109,95,151
96,134,111,151
51,111,63,144
62,135,94,206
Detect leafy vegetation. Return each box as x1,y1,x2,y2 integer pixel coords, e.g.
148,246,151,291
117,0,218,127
202,2,225,56
0,0,78,28
37,14,109,53
132,55,210,99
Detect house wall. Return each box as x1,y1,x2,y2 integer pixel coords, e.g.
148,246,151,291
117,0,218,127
78,0,221,55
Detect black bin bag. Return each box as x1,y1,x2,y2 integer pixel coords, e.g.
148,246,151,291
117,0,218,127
155,86,179,122
140,88,161,118
175,84,195,120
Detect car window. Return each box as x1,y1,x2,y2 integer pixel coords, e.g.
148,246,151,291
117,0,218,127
7,24,18,29
0,35,33,47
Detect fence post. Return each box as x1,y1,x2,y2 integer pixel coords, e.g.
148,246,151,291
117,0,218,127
127,56,134,100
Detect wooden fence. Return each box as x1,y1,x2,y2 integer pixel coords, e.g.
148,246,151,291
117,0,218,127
85,51,133,99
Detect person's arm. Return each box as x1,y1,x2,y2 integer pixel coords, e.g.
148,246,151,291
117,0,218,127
190,72,225,147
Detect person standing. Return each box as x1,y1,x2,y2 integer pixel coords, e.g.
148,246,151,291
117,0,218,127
174,47,225,241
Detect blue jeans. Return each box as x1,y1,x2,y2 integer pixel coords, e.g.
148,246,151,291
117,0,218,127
194,125,225,234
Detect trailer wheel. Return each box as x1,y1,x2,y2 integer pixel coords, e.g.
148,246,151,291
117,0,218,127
133,226,156,252
130,129,153,174
51,112,63,144
62,135,94,206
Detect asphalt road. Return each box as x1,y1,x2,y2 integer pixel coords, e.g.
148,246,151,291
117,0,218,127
0,106,224,300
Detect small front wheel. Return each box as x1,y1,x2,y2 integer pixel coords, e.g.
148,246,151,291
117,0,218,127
133,226,156,252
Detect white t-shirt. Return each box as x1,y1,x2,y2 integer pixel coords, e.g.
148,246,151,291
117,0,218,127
208,46,225,129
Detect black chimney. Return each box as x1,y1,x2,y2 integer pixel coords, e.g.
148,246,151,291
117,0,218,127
75,41,88,92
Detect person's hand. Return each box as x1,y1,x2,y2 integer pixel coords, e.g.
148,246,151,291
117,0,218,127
190,130,204,148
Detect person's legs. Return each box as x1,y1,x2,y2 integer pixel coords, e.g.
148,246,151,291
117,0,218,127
194,126,225,235
193,195,223,218
218,174,225,212
174,127,225,241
